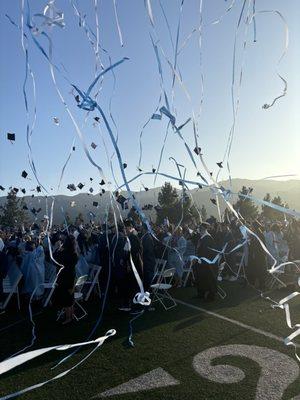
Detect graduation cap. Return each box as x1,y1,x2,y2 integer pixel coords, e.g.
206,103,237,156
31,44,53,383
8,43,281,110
144,187,149,192
94,117,100,122
75,94,80,103
198,184,203,189
116,194,128,210
93,201,98,207
36,186,41,193
137,167,142,172
53,117,59,125
100,179,105,186
21,170,28,179
152,168,156,173
194,147,202,155
21,188,26,194
31,194,35,198
13,187,19,193
101,189,105,194
7,132,15,141
31,207,41,215
70,201,76,207
123,163,127,169
0,185,5,191
91,142,97,149
77,183,84,190
217,162,223,168
209,172,213,176
248,187,253,193
72,146,75,151
23,204,28,210
89,187,94,193
154,205,162,212
90,177,93,182
210,198,217,205
67,184,76,191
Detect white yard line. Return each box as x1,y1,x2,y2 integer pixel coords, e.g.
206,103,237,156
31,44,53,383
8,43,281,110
175,298,284,343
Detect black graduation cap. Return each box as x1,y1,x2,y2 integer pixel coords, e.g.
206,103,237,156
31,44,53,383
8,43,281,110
116,194,128,210
31,207,41,215
77,183,84,190
75,94,80,103
178,180,183,186
198,184,203,189
13,187,19,193
89,188,94,193
31,194,34,198
21,170,28,179
217,162,223,168
210,198,217,205
194,147,201,155
138,167,142,172
248,187,253,193
91,142,97,149
152,168,156,173
209,172,213,176
67,184,76,191
72,146,75,151
0,185,5,191
90,177,93,182
23,204,28,210
36,186,41,193
154,205,162,212
7,132,15,141
101,189,105,194
148,204,153,210
93,201,98,207
123,163,127,169
144,187,149,192
94,117,100,122
21,188,26,194
100,179,105,186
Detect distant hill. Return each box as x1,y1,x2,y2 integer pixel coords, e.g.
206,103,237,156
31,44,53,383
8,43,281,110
1,179,299,224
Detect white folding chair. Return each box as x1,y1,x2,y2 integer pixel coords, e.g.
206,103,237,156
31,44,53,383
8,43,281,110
74,275,88,321
85,263,102,301
151,268,177,310
153,259,167,279
42,262,57,307
182,256,195,287
1,266,22,311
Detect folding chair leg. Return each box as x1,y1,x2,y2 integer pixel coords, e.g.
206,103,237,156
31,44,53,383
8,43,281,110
183,270,191,288
74,300,88,321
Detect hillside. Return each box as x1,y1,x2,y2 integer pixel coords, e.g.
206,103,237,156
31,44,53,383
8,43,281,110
0,179,299,224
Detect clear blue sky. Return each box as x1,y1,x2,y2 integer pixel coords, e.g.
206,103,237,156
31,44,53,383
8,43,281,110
0,0,299,196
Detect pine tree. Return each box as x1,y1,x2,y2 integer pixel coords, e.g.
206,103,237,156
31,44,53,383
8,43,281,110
156,182,179,224
261,194,288,222
0,189,28,228
261,193,273,220
234,186,258,221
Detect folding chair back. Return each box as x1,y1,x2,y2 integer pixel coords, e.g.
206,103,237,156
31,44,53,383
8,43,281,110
154,258,167,278
74,275,88,321
1,266,22,310
85,264,102,301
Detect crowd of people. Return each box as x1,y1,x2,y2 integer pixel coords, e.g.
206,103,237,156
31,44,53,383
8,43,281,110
1,214,300,324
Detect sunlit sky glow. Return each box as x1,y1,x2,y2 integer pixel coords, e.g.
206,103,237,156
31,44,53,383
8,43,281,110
0,0,299,196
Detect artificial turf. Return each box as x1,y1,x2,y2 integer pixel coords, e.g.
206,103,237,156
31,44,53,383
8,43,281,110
1,283,300,400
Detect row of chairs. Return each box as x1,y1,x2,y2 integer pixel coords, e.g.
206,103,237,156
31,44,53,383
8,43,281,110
0,263,102,316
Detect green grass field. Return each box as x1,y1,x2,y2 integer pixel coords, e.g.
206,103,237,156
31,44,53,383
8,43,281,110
1,283,300,400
